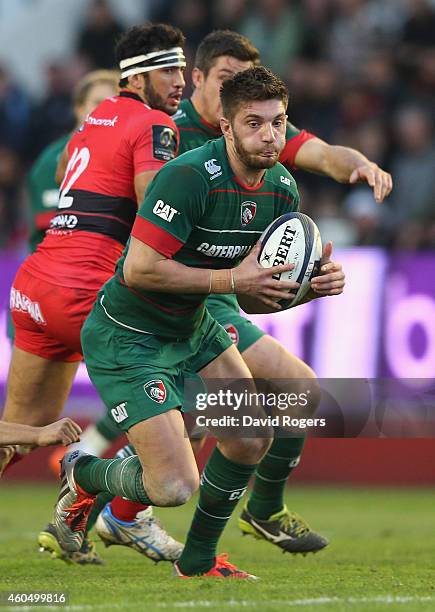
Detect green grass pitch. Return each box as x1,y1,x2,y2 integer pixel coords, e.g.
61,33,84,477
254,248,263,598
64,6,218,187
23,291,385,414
0,484,434,611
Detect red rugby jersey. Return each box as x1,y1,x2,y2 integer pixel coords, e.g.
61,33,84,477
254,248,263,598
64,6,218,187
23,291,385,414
24,91,178,290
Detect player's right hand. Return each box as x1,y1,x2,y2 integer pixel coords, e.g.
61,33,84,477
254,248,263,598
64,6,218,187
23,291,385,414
232,243,299,310
36,418,82,447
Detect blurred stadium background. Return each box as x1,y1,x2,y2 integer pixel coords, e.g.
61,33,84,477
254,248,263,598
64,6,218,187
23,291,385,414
0,0,434,486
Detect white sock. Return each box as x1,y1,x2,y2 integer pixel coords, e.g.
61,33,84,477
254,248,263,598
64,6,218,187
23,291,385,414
69,424,111,456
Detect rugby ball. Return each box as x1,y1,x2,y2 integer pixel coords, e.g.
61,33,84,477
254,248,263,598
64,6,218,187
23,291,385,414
258,212,322,309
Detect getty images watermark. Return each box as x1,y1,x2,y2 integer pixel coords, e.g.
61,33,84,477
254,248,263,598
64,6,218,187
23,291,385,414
182,379,327,437
194,389,326,430
183,378,435,438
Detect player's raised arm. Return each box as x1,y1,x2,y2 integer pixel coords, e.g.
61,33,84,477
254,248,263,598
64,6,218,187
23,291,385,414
293,136,393,203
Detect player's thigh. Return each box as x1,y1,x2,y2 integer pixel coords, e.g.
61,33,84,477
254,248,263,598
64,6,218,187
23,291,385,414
207,295,315,381
127,409,198,506
3,347,79,425
199,343,252,379
82,306,202,502
47,286,98,355
198,340,272,463
243,334,315,380
206,295,265,354
243,335,321,415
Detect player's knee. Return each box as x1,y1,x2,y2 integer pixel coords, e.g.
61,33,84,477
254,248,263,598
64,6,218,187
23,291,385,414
221,436,271,464
280,365,321,418
148,473,199,507
246,436,272,460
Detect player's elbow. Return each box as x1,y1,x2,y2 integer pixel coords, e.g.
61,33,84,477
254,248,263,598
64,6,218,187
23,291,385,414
123,260,153,291
123,260,137,288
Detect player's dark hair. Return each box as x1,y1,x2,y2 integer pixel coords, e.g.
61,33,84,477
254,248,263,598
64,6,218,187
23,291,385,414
195,30,259,77
116,23,185,87
220,66,288,120
73,69,119,107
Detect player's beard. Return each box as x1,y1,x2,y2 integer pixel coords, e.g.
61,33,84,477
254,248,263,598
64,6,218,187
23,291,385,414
232,128,281,170
143,76,174,116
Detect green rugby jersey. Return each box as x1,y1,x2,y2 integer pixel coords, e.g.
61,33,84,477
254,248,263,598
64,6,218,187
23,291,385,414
99,136,299,338
27,134,68,252
174,98,314,165
173,99,315,318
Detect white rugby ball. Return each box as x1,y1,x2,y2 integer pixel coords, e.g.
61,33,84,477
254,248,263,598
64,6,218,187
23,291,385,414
258,212,322,309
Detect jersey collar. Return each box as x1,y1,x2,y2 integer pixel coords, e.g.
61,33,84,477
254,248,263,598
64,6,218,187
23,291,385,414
119,89,146,104
186,99,222,137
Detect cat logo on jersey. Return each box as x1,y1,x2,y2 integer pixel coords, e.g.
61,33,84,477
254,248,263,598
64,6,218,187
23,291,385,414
224,323,239,345
144,380,167,404
153,199,179,222
111,402,128,423
241,201,257,226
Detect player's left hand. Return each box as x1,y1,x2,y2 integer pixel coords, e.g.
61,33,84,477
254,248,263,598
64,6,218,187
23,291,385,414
310,241,345,297
349,163,393,203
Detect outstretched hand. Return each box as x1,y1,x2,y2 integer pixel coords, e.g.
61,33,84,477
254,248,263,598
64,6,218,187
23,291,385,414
349,163,393,203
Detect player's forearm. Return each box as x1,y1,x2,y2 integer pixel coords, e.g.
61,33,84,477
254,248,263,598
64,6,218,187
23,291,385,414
124,258,224,294
315,145,372,184
0,422,39,446
295,138,372,184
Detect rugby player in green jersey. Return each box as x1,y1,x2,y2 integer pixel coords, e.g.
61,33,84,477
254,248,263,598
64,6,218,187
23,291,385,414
93,30,391,557
51,67,345,578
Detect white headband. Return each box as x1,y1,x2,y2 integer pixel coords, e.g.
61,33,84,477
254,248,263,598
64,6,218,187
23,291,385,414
120,47,186,78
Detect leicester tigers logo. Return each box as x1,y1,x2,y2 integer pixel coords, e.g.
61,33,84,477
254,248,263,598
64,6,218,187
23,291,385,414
241,201,257,227
224,323,239,345
143,380,167,404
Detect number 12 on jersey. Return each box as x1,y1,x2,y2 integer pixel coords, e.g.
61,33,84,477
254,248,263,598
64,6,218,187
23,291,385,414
58,147,90,209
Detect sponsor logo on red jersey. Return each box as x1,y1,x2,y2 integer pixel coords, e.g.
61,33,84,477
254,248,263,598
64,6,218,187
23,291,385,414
49,213,78,230
10,287,46,325
86,114,118,127
152,125,178,161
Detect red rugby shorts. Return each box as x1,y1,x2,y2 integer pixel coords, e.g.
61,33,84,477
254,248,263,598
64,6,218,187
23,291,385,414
10,266,98,362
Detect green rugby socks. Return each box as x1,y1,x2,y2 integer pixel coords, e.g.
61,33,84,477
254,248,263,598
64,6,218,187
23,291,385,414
247,436,305,520
74,455,152,505
178,447,257,575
